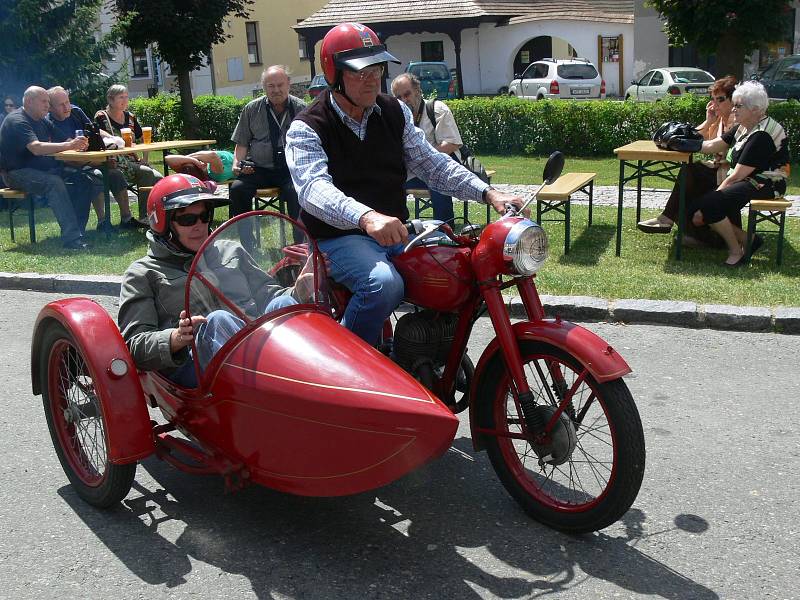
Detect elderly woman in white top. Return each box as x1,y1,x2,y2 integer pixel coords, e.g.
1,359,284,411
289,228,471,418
690,81,789,266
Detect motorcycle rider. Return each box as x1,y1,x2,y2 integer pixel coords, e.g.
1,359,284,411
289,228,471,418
285,22,525,345
118,173,314,387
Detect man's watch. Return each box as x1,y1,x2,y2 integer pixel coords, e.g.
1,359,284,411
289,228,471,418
482,185,495,203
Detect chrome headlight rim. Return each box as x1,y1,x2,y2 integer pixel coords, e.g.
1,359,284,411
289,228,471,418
502,219,548,276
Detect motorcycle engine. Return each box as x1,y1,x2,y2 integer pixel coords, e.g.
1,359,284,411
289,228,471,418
393,310,458,372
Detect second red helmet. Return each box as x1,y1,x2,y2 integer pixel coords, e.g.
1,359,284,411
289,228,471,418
147,173,216,236
320,22,400,86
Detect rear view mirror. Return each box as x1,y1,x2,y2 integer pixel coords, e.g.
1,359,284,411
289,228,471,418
542,151,565,184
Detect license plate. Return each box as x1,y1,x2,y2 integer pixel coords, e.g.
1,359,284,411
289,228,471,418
688,86,709,94
571,88,590,95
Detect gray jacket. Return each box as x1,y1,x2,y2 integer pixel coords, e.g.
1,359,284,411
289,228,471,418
118,232,293,373
230,95,306,169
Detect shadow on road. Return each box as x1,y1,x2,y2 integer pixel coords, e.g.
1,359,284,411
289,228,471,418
59,436,718,599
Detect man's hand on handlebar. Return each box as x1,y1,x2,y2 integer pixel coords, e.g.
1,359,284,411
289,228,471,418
359,210,409,246
486,188,530,218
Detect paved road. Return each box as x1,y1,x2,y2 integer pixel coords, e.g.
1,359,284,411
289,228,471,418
2,290,798,600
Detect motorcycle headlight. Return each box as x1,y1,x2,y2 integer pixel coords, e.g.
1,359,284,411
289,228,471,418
502,220,548,275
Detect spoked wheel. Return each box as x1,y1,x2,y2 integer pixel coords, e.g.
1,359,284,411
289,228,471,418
477,341,645,533
40,323,135,507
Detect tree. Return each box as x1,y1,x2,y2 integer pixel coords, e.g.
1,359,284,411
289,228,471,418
115,0,252,137
0,0,120,110
647,1,794,80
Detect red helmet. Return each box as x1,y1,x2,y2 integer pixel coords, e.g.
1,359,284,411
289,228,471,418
320,22,399,86
147,173,216,236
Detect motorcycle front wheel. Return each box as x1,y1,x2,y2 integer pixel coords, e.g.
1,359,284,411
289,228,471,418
476,341,645,533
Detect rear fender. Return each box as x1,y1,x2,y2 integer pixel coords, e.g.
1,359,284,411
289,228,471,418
468,319,631,451
31,298,154,464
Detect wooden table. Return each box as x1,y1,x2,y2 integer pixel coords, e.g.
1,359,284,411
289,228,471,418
55,139,216,229
613,140,693,260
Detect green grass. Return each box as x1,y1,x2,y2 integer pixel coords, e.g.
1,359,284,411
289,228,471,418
481,154,800,195
1,155,797,307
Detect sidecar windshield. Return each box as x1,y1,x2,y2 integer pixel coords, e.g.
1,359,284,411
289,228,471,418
184,211,326,325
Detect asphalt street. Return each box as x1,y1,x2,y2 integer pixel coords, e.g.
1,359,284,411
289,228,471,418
1,289,798,600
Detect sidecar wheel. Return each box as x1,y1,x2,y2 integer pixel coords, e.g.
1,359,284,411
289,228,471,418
40,322,135,508
477,342,645,533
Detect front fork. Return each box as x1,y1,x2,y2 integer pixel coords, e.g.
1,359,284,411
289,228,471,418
483,278,574,435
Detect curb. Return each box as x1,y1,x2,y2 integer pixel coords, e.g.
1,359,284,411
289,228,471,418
2,272,798,335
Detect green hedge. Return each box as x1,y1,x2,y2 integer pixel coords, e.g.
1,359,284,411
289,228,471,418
129,93,800,157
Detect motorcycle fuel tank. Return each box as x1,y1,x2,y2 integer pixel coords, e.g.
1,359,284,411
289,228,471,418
393,245,473,311
194,309,459,496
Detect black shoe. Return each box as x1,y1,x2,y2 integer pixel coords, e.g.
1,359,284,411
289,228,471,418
120,216,148,230
96,220,116,233
63,239,91,250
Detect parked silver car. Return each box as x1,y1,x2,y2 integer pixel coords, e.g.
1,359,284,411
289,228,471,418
508,58,605,100
624,67,714,102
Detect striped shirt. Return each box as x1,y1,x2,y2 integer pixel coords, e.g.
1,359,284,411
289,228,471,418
286,92,488,230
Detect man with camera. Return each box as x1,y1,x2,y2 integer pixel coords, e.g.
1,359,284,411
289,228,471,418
230,65,306,243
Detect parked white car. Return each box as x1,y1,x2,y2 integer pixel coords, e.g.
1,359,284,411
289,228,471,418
508,58,605,100
624,67,714,102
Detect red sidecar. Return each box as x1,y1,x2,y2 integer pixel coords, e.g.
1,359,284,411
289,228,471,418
31,212,459,508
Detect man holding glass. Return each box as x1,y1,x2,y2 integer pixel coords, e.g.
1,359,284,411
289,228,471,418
0,86,93,249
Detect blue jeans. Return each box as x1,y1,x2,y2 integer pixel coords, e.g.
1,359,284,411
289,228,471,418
167,296,299,388
318,234,405,345
5,167,91,245
406,177,455,223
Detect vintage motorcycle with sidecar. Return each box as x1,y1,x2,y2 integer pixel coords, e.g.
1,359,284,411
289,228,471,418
31,153,645,533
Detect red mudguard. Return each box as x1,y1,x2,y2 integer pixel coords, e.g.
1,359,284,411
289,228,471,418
468,319,631,447
31,298,154,464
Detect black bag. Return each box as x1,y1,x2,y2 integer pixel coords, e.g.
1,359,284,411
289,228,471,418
652,121,704,152
424,99,488,181
83,121,105,151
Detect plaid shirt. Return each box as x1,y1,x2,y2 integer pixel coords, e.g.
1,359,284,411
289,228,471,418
286,92,488,229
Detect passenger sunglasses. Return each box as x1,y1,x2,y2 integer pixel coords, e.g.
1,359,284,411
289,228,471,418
713,95,729,103
173,210,212,227
350,65,383,81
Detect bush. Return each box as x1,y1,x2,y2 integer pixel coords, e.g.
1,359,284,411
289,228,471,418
128,93,800,157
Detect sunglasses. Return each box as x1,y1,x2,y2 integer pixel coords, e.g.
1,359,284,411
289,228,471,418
173,210,212,227
713,95,729,103
349,65,384,81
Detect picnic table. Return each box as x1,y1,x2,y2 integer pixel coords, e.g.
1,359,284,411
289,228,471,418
613,140,693,260
55,139,216,230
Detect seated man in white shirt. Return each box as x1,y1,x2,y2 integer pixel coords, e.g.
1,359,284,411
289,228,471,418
391,72,463,223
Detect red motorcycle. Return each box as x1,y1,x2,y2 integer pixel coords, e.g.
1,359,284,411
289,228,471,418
31,153,644,533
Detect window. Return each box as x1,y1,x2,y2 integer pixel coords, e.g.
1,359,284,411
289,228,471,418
650,71,664,86
638,71,654,86
298,32,308,60
557,64,599,80
420,41,444,62
131,48,149,77
245,22,261,65
777,57,800,81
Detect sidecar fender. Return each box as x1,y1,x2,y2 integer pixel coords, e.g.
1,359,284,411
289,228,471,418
31,298,154,464
469,319,631,451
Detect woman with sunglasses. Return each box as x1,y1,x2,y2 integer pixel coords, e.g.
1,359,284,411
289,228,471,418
118,173,313,387
638,76,739,246
0,96,17,126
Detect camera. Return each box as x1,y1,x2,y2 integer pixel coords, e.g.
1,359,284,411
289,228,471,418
239,159,256,171
273,147,286,170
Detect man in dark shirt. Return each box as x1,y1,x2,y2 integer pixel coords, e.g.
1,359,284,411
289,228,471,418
0,86,93,248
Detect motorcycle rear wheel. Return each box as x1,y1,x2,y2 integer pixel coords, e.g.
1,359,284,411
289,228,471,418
40,322,136,508
477,341,645,533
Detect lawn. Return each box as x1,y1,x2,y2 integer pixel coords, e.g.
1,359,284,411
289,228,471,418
1,155,797,307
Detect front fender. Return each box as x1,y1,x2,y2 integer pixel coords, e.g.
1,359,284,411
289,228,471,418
31,298,154,464
468,319,631,451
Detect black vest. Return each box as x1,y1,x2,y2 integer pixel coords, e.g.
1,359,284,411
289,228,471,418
295,92,407,239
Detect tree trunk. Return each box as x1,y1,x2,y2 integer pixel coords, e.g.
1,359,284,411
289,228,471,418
177,69,200,138
715,31,746,81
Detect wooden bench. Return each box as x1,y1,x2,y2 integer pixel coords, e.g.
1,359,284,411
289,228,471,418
408,169,497,223
0,187,36,243
745,198,793,266
536,172,597,254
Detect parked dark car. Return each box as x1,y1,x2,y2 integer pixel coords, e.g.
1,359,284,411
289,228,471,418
405,61,456,99
308,74,328,98
752,55,800,100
